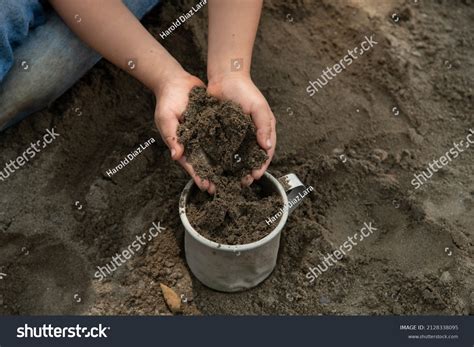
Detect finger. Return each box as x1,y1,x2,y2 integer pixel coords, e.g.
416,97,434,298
252,156,271,180
252,116,276,180
208,182,216,195
178,157,210,191
251,103,273,150
241,174,254,187
156,115,184,160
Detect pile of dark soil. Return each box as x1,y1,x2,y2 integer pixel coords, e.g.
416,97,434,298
178,87,282,245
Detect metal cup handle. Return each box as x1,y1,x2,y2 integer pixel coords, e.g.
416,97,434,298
278,173,307,215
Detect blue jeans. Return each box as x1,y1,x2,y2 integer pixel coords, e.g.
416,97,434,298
0,0,160,132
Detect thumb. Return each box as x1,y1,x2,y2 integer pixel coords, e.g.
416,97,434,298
156,115,184,160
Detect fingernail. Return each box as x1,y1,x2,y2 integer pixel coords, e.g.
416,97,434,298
266,139,272,149
170,148,176,159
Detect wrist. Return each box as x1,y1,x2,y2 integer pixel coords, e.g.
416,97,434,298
208,59,251,85
150,60,187,95
208,70,252,88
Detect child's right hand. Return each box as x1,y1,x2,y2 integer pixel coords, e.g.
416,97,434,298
153,69,216,194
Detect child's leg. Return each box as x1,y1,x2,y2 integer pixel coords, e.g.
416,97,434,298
0,0,160,132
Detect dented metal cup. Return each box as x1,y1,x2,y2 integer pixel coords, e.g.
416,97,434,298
179,172,307,292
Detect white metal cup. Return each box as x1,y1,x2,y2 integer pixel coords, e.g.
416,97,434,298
179,172,306,292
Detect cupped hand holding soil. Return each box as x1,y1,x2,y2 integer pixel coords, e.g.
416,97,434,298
178,87,268,185
153,71,205,159
176,76,277,193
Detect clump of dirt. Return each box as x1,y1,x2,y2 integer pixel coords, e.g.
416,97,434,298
178,87,267,181
178,87,281,245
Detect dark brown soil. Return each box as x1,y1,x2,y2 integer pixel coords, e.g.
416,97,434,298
178,87,267,182
186,182,282,245
178,87,279,245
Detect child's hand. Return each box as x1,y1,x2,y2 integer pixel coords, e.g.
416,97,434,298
208,75,276,186
154,70,215,193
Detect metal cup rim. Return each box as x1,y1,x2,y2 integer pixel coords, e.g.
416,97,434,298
179,171,289,252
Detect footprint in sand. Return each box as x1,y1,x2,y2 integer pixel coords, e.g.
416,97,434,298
0,232,92,314
318,174,455,275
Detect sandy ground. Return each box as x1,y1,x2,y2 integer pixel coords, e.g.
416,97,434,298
0,0,472,315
